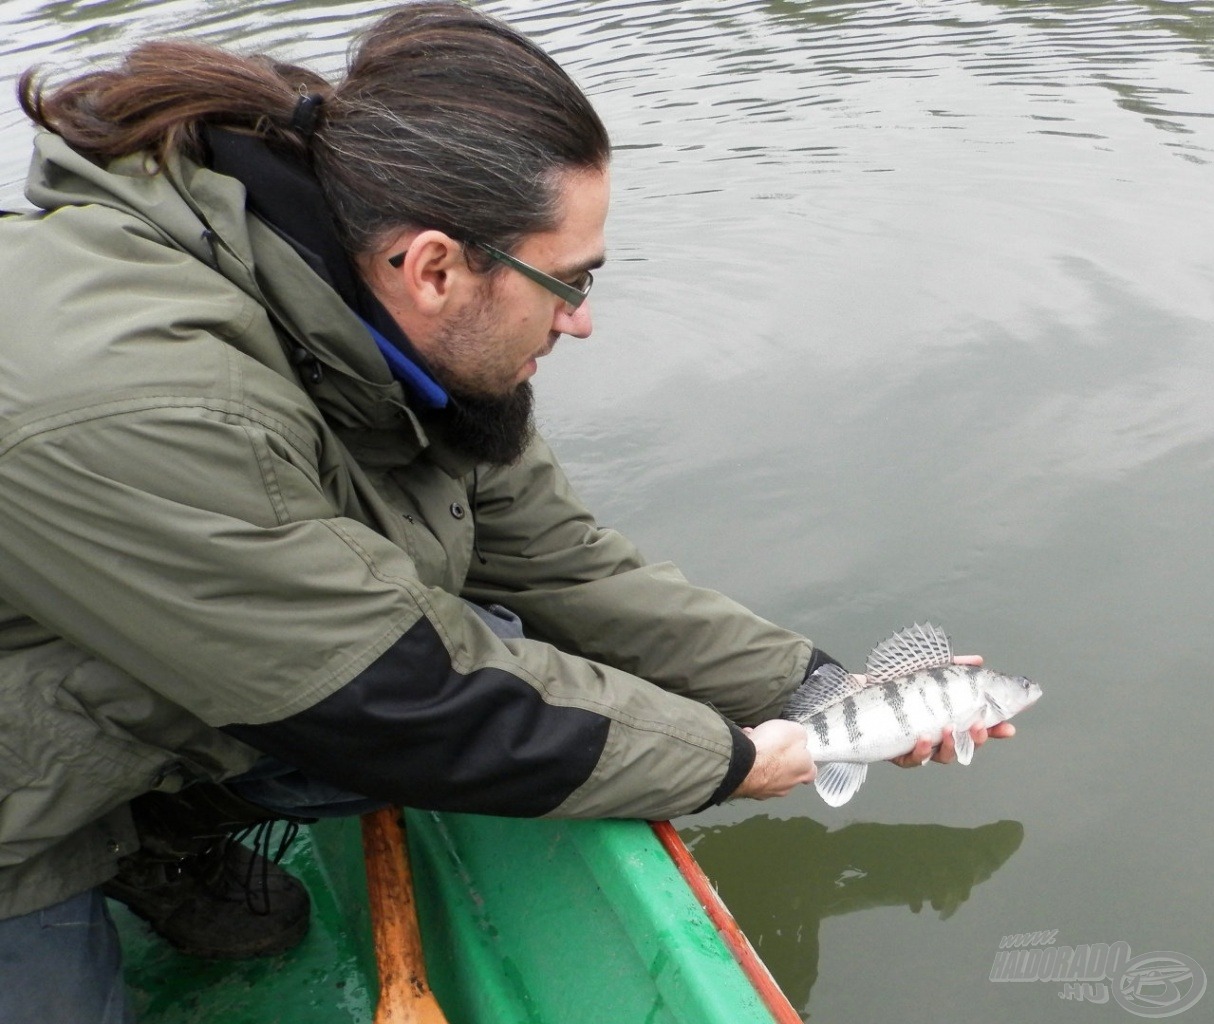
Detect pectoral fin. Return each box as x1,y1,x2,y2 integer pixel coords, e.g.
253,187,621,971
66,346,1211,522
815,761,868,807
953,725,975,766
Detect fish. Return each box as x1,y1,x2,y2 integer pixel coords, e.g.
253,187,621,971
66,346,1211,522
782,623,1041,807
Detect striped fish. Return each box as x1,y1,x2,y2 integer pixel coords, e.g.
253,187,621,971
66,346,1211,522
783,623,1041,807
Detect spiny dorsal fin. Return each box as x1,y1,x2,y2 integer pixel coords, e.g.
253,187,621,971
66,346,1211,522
865,622,954,683
782,663,867,721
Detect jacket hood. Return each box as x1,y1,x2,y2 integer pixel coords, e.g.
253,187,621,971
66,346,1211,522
22,131,463,456
201,127,447,414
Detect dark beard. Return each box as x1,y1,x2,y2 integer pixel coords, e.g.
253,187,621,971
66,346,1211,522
439,382,536,466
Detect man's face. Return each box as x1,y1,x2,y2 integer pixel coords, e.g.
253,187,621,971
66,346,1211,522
425,165,610,400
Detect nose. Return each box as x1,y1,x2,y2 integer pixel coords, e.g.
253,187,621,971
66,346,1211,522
554,298,593,339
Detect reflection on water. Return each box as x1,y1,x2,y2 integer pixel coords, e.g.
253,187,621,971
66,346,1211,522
685,816,1024,1011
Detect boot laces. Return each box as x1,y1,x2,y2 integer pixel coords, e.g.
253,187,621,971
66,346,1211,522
202,818,302,916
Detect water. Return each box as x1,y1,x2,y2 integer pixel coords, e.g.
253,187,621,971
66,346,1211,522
4,1,1213,1020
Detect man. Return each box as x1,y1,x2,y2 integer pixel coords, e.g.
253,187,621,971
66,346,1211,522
0,3,1008,1020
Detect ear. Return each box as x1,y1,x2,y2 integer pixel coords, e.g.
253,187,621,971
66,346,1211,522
360,228,470,319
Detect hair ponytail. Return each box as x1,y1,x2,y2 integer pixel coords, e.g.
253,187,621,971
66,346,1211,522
18,41,331,166
18,1,609,260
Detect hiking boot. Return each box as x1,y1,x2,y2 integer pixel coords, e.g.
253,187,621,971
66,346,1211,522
103,786,313,959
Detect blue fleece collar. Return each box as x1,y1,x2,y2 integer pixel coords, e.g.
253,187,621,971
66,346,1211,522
360,318,448,409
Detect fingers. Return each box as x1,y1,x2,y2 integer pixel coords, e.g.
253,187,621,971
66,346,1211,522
890,736,933,768
892,720,1009,769
933,722,1000,764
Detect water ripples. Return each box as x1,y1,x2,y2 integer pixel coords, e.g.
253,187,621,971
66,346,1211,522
4,0,1211,201
3,6,1214,1020
489,0,1214,181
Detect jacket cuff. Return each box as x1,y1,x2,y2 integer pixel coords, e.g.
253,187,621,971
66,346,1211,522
694,720,756,812
805,646,843,677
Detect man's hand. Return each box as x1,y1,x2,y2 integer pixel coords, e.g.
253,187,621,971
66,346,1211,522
888,654,1016,768
732,719,816,800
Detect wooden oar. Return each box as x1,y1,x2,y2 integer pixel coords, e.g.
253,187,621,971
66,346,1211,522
361,807,450,1024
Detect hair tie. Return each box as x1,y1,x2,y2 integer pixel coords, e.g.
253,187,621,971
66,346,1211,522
290,93,325,139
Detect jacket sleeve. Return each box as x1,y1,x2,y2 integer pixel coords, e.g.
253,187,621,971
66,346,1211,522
462,437,817,725
225,620,755,818
0,389,749,820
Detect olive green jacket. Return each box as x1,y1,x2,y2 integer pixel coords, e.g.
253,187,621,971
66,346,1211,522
0,133,814,918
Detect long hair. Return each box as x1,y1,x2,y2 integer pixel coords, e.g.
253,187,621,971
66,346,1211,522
19,1,610,257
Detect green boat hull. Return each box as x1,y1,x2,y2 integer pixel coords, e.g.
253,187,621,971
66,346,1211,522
117,811,791,1023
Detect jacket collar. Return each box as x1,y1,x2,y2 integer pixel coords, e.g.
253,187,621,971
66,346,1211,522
202,127,447,411
24,131,478,477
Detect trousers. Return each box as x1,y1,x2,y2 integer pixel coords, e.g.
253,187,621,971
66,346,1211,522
0,888,133,1024
0,602,526,1023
